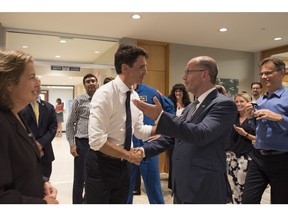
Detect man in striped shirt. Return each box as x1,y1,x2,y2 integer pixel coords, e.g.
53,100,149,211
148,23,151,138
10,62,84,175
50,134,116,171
66,73,98,204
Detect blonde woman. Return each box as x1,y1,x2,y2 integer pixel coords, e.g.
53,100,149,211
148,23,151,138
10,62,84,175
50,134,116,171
226,92,255,203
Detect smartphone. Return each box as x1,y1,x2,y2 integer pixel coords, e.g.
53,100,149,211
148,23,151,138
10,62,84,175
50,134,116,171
251,102,259,111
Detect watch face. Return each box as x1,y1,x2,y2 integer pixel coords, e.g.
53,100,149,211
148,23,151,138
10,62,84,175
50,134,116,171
139,96,147,102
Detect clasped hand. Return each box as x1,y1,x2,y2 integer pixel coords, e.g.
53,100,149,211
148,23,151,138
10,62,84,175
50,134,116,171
128,148,144,165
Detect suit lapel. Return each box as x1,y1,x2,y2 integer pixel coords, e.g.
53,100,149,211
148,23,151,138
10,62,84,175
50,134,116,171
15,113,41,159
190,89,218,121
27,104,37,125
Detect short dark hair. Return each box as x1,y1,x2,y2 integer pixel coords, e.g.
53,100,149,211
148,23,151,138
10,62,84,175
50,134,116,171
103,77,114,85
114,44,149,74
259,57,286,72
250,82,262,89
83,73,97,85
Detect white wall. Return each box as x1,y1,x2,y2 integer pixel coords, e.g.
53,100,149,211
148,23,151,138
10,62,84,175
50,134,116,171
170,43,256,95
42,87,74,132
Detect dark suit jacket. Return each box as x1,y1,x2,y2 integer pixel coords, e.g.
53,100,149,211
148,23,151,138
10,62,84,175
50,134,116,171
0,110,46,203
19,100,57,164
144,89,237,204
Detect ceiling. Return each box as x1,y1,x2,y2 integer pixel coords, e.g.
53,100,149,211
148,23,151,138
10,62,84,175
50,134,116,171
1,12,288,85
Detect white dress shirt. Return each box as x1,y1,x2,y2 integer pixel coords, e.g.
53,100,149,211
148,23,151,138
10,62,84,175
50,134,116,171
89,75,152,151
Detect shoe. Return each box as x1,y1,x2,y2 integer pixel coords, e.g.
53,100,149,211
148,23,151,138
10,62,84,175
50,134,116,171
133,190,141,195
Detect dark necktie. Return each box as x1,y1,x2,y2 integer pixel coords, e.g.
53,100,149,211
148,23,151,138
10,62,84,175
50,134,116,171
186,99,199,120
124,91,132,151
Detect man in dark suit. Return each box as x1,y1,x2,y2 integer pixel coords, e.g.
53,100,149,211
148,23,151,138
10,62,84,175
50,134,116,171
19,77,58,179
133,56,238,204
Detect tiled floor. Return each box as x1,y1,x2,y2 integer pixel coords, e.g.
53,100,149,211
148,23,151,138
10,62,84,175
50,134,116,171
50,133,269,204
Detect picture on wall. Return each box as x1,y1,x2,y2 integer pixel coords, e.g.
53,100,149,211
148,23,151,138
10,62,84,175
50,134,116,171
216,78,239,98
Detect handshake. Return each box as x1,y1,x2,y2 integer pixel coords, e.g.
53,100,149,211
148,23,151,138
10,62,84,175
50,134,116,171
128,148,144,165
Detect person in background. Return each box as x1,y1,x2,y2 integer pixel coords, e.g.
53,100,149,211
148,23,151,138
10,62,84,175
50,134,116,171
66,73,98,204
85,44,156,204
215,84,228,97
250,82,262,103
133,56,238,204
167,83,191,190
242,57,288,204
127,83,175,204
19,76,58,180
0,50,58,204
103,76,114,85
55,98,64,137
226,92,255,204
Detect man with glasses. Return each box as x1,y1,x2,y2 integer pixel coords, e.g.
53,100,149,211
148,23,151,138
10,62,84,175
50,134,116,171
243,57,288,204
66,73,98,204
250,82,262,103
133,56,238,203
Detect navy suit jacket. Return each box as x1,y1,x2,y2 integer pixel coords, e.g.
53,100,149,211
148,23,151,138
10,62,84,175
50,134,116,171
144,89,237,204
19,100,57,164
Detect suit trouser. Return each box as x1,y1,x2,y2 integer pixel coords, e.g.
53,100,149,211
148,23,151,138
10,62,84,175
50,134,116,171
85,149,130,204
41,160,52,179
72,138,89,204
127,156,165,204
242,149,288,204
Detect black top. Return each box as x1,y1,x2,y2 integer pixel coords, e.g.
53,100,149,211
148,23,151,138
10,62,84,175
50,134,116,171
226,114,255,155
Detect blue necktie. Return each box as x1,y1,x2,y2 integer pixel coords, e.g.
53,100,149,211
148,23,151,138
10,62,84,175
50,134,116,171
124,91,132,151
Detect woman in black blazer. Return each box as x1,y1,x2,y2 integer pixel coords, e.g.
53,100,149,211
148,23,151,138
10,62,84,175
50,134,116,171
0,50,58,204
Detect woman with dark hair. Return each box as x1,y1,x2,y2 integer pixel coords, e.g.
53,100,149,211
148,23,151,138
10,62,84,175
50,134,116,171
167,83,191,189
0,50,58,204
168,83,191,116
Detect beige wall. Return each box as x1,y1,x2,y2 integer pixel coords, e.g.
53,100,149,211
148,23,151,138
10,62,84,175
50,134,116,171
170,43,256,96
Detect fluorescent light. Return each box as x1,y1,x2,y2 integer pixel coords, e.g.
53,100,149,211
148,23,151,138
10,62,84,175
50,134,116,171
274,37,282,41
59,39,67,43
22,45,28,48
55,55,61,58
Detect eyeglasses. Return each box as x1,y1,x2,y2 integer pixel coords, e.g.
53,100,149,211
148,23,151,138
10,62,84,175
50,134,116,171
85,79,96,84
184,69,205,76
258,70,278,77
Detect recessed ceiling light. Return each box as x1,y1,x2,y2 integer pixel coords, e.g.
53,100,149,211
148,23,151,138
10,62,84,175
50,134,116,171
274,37,282,41
59,39,67,43
22,45,28,48
55,55,61,58
94,51,100,54
219,28,228,32
132,14,141,20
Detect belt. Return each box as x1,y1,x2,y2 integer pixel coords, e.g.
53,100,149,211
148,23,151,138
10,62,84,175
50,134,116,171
95,150,124,161
256,149,288,156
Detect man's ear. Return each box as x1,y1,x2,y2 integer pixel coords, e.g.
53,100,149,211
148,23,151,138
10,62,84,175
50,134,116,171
121,63,128,72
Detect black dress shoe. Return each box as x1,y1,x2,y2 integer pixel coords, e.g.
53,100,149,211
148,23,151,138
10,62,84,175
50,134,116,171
133,190,141,195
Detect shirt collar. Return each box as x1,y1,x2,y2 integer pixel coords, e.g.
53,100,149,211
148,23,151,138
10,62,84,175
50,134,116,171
263,85,286,99
197,87,216,104
115,75,132,95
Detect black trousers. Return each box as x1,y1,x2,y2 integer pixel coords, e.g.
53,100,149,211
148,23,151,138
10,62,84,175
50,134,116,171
85,149,130,204
242,149,288,204
72,138,89,204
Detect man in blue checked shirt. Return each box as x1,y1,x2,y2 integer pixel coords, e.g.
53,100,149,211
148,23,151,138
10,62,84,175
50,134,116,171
66,73,98,204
